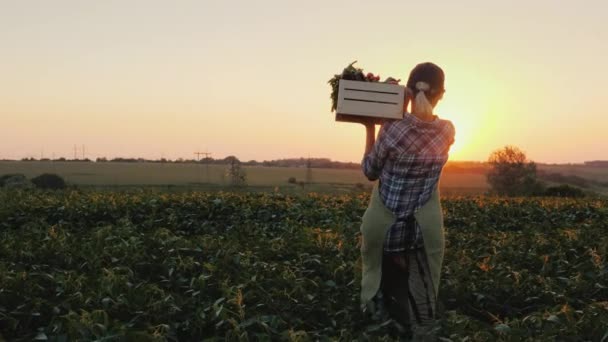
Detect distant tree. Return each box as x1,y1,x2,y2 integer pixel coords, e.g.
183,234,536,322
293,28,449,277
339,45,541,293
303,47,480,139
226,158,247,187
31,173,66,190
584,160,608,167
224,156,239,164
110,157,138,163
486,146,544,196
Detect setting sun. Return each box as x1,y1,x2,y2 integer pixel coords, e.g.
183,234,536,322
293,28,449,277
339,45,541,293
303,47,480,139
1,0,606,165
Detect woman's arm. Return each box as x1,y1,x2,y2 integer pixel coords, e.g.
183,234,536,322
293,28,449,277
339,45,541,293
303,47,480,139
364,123,376,156
359,120,388,181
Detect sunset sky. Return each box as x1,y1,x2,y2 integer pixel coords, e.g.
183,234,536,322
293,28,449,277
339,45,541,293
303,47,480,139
1,0,607,163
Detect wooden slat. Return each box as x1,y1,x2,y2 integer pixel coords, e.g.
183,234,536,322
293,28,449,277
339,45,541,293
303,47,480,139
336,79,405,120
340,89,400,103
339,79,405,94
337,100,403,119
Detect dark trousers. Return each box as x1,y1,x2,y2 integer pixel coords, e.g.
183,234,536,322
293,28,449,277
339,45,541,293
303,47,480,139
381,249,436,327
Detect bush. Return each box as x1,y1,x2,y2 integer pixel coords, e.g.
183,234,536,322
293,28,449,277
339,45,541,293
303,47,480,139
486,146,544,196
288,177,297,184
0,174,33,189
1,174,25,187
545,184,585,198
31,173,66,190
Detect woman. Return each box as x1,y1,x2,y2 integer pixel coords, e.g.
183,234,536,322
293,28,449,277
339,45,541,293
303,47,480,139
358,62,455,338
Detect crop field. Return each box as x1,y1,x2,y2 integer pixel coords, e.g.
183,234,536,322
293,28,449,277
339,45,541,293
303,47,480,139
0,188,607,341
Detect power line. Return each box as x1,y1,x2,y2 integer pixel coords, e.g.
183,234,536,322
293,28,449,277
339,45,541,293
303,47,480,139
194,151,212,161
306,155,313,184
194,151,212,183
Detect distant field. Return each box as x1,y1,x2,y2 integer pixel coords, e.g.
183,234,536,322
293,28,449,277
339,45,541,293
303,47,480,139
0,161,489,195
539,164,608,182
4,161,608,195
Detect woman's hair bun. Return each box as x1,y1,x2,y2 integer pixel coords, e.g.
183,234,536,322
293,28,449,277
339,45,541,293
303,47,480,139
407,63,444,116
406,63,445,95
415,82,431,92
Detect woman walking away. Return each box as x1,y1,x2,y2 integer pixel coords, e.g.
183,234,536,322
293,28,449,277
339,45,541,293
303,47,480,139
358,62,455,340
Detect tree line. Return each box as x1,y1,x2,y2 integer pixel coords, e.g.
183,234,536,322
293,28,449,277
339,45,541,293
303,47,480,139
15,156,362,169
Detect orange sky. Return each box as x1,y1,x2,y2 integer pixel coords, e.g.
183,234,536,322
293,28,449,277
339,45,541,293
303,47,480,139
1,1,607,163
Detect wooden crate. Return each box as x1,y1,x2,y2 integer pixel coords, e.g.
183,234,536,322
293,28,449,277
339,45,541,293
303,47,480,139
335,79,405,124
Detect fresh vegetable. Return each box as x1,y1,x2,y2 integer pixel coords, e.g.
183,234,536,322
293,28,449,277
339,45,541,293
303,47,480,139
328,61,401,112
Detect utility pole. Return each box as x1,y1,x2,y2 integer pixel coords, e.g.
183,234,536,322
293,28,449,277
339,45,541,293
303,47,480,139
194,151,212,183
306,156,313,184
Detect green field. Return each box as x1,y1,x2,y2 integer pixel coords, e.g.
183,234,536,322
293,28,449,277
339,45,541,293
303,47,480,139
0,189,607,340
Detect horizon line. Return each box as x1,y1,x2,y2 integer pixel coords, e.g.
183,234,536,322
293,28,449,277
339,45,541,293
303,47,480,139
3,156,607,166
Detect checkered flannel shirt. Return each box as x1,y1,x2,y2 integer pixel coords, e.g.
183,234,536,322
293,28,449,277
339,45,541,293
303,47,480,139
362,114,455,252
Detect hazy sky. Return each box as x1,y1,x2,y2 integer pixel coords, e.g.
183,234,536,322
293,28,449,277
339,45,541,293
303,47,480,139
1,0,607,163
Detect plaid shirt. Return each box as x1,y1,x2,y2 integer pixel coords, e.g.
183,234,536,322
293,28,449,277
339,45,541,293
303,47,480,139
362,114,455,252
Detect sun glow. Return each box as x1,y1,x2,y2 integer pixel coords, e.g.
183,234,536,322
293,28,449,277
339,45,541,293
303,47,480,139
442,111,475,160
429,61,518,162
436,102,475,161
447,121,470,160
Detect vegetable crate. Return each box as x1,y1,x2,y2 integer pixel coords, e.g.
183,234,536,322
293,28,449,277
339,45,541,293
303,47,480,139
335,79,405,124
